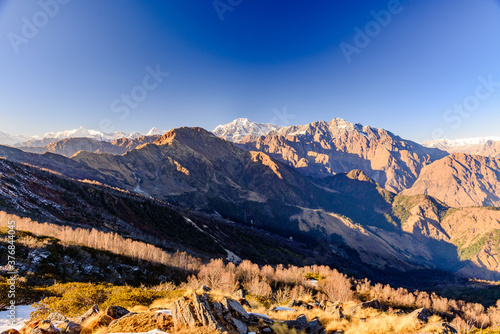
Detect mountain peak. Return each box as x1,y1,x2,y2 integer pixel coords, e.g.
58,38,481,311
213,118,278,142
146,127,163,136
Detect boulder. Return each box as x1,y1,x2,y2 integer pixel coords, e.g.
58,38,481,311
408,308,432,323
305,318,325,334
285,314,308,332
192,293,225,331
96,314,113,328
345,299,382,316
58,321,81,334
201,285,211,292
171,297,197,328
361,299,382,310
31,321,59,334
19,321,40,334
1,330,20,334
231,318,247,334
105,306,129,319
172,293,225,331
222,297,249,321
73,305,99,325
232,289,246,299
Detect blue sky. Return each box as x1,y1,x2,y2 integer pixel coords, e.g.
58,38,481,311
0,0,499,142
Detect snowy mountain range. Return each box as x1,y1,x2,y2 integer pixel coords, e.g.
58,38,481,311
212,118,279,142
0,126,164,147
423,137,500,149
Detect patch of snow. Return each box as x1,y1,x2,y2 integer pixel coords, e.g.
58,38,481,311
0,305,33,332
154,310,172,316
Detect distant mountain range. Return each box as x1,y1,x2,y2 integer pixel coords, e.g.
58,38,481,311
423,137,500,158
0,126,164,147
1,118,500,281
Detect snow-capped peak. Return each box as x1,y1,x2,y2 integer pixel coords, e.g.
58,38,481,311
213,118,279,142
146,127,163,136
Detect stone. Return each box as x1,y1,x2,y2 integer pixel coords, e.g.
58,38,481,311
73,305,99,324
192,293,225,331
201,285,211,292
408,308,432,323
19,321,40,334
58,321,81,334
305,318,325,334
232,289,246,299
171,297,197,328
345,299,382,316
1,330,19,334
30,321,59,334
285,314,308,332
231,318,247,334
296,315,307,325
224,298,249,321
361,299,382,310
46,313,67,322
96,314,113,328
105,306,129,320
288,300,298,307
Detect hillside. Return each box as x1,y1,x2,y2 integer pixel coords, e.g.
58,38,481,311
394,194,500,280
403,154,500,207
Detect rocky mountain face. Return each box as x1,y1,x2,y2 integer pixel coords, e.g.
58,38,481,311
403,154,500,207
424,137,500,158
17,135,160,157
233,118,447,193
394,194,500,280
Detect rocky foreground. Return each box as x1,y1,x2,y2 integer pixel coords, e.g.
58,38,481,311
2,289,460,334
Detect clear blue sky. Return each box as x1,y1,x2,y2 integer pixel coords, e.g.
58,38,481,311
1,0,499,142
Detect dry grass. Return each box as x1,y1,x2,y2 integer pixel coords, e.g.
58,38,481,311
130,305,149,312
173,325,223,334
81,313,105,334
271,321,299,334
107,312,170,333
93,327,108,334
